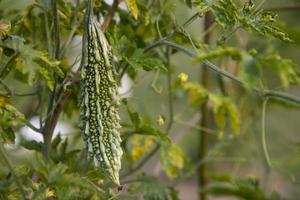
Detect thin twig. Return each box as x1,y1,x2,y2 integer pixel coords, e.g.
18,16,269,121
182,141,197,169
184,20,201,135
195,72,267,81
52,0,60,59
261,97,272,168
26,121,42,133
166,47,173,132
42,0,61,158
43,2,52,55
101,0,120,32
59,0,81,58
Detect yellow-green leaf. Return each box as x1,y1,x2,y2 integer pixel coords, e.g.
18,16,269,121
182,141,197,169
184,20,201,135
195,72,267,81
126,0,139,20
160,142,184,178
0,20,11,38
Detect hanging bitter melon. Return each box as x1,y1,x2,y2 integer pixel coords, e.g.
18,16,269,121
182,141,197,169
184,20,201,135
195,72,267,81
80,14,123,185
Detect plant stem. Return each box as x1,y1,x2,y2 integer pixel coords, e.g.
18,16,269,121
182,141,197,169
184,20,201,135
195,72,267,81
52,0,60,59
59,0,81,58
145,40,300,105
261,98,272,168
101,0,119,32
42,0,61,158
199,12,214,200
43,0,52,55
166,47,174,132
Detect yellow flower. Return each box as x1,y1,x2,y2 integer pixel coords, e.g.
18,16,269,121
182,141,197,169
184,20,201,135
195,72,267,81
157,115,165,126
45,188,55,197
178,73,188,84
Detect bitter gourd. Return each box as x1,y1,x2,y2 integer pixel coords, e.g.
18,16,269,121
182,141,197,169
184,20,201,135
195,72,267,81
80,7,122,185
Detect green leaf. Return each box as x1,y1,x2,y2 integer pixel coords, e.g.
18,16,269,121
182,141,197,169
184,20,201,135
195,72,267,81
239,11,291,42
125,49,166,72
239,51,261,89
0,96,25,144
211,0,239,29
20,140,42,151
258,53,300,88
160,142,184,178
128,109,142,128
127,108,170,142
199,0,291,41
0,36,63,90
128,176,169,200
33,154,98,199
202,175,287,200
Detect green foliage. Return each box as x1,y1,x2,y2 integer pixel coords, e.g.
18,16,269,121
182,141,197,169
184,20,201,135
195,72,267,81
160,142,184,178
128,175,179,200
202,175,289,200
258,53,300,88
180,80,240,135
197,0,291,42
0,96,24,144
0,36,63,90
210,94,240,135
0,0,300,199
127,108,170,142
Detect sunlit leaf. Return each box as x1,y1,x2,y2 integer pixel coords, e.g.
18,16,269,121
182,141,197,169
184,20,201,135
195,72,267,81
160,142,184,178
126,0,139,20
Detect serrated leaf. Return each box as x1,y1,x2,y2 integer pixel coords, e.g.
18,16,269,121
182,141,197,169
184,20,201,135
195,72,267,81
200,0,291,41
125,49,166,72
126,0,139,20
0,36,63,90
128,176,169,200
239,11,291,42
0,96,25,144
211,0,239,29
